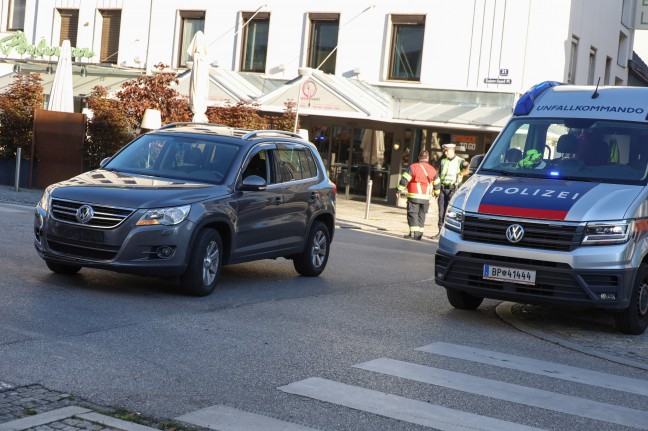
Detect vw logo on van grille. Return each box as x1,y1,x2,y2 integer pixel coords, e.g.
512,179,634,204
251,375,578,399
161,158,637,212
75,205,95,224
505,224,525,243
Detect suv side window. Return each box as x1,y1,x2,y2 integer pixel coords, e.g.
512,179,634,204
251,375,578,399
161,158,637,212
276,145,318,182
242,149,273,184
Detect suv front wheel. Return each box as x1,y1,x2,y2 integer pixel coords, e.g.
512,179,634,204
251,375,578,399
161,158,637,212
293,221,330,277
181,229,222,296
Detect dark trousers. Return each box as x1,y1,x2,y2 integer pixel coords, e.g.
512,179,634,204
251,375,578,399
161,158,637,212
438,188,455,229
407,200,429,238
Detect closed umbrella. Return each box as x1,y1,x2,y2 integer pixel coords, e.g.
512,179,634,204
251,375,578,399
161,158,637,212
187,31,209,123
47,40,74,112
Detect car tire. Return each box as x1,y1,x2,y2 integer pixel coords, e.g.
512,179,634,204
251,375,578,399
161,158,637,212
293,221,330,277
615,264,648,335
45,260,82,275
446,287,483,310
180,229,222,297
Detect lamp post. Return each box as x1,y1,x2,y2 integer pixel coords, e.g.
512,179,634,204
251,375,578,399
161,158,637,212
293,67,312,134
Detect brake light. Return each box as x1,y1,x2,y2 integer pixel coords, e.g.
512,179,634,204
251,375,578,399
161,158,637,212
332,182,337,195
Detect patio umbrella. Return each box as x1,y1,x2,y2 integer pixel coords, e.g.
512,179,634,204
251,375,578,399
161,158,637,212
361,129,385,165
47,40,74,113
187,31,209,123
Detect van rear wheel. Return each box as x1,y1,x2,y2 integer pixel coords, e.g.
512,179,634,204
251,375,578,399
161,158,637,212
293,221,330,277
446,287,483,310
615,264,648,335
180,229,222,297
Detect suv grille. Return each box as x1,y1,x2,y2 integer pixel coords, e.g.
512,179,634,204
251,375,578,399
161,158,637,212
51,199,134,229
462,214,583,251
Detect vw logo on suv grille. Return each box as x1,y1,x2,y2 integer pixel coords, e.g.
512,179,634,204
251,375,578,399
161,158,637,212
76,205,95,224
506,224,525,243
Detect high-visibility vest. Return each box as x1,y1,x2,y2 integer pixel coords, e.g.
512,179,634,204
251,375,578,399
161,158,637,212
397,162,440,202
440,157,465,186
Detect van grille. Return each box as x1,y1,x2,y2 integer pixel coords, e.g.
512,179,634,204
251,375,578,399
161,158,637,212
51,199,134,229
462,214,583,251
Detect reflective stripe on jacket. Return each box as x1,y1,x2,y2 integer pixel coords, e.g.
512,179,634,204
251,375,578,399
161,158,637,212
397,162,440,202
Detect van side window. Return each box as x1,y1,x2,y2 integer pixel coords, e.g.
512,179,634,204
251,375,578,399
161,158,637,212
242,150,271,183
277,145,316,182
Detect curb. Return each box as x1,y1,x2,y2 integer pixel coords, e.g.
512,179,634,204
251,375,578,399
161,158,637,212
495,302,648,371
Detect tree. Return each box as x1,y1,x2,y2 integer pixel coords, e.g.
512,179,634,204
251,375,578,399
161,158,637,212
85,86,133,169
0,73,44,159
116,63,191,132
206,100,268,129
266,100,298,132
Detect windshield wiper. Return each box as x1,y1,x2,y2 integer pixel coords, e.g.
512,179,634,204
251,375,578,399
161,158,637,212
479,168,520,176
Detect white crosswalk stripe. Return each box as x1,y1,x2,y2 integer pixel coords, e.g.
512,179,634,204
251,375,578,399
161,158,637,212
176,342,648,430
354,357,648,430
416,342,648,396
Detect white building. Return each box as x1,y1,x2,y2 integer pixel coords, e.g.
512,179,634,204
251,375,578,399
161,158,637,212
0,0,641,201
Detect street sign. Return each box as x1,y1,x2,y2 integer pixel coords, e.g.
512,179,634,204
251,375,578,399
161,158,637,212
484,78,512,84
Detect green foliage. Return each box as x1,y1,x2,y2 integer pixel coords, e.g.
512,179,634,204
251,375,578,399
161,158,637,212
0,73,44,159
268,100,298,131
85,86,133,169
207,100,268,129
116,63,191,132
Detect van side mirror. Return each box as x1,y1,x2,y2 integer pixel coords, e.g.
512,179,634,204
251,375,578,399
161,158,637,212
99,157,111,168
240,175,268,191
468,154,485,176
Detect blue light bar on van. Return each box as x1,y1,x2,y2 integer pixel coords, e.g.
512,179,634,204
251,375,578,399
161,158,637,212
513,81,564,116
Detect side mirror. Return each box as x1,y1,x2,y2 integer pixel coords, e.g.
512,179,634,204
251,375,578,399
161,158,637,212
468,154,485,176
99,157,111,168
241,175,267,191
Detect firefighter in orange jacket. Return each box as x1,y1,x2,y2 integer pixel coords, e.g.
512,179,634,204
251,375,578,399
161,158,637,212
396,150,441,240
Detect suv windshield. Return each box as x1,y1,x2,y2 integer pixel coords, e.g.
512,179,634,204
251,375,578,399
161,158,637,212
480,118,648,186
105,133,240,184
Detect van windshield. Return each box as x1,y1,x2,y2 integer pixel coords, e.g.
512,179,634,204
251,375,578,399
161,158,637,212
480,118,648,185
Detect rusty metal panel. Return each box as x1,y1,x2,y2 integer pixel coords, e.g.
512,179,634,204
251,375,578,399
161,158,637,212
31,109,86,188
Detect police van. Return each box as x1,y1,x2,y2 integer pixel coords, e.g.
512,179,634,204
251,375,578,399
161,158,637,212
434,81,648,334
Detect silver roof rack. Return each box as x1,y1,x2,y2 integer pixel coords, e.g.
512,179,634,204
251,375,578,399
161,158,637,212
159,122,230,130
242,130,304,140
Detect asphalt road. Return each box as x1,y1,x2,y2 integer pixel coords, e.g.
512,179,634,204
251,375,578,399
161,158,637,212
1,202,647,431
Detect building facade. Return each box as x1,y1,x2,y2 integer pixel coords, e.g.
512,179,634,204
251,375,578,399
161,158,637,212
0,0,640,202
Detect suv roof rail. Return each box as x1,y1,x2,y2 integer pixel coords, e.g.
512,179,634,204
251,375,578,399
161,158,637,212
159,122,230,130
242,130,305,140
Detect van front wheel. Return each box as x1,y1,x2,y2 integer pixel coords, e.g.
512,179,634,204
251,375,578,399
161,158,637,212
615,264,648,335
446,287,483,310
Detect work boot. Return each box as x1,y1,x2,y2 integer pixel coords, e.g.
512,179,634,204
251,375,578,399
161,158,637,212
430,233,440,240
414,234,423,241
404,233,414,239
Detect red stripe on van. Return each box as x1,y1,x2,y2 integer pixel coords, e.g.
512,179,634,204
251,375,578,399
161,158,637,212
478,204,568,220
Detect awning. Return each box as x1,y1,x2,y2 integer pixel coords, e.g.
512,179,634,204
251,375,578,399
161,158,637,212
0,61,143,98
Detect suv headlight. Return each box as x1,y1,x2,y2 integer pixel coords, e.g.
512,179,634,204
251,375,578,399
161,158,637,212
444,206,463,233
37,187,52,212
136,205,191,226
582,221,632,245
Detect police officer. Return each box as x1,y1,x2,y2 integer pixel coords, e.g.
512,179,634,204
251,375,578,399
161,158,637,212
397,150,440,240
436,143,469,237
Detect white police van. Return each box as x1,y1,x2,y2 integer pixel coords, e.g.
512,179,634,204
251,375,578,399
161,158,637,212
434,81,648,334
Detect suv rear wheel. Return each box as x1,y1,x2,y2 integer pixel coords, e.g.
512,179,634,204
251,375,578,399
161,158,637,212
293,221,330,277
181,229,222,296
615,264,648,335
45,261,82,275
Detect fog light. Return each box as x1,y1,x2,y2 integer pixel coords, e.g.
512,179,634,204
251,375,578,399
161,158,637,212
600,293,616,300
155,246,174,259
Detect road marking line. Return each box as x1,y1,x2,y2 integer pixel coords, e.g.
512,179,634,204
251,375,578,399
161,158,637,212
416,342,648,396
0,406,91,431
279,377,545,431
175,405,318,431
355,358,648,430
0,203,31,213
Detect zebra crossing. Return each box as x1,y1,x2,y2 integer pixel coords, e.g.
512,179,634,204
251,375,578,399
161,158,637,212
177,342,648,431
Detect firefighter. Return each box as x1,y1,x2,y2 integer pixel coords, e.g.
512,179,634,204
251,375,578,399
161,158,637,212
396,150,440,240
436,143,469,238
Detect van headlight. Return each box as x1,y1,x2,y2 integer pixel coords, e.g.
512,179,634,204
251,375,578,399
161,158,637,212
136,205,191,226
582,221,632,245
444,206,463,233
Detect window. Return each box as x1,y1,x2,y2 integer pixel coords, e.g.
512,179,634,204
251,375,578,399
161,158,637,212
389,15,426,81
7,0,25,31
240,12,269,73
568,36,579,84
604,56,612,85
58,9,79,48
99,10,121,64
588,47,597,85
178,11,205,68
277,146,318,182
308,14,339,74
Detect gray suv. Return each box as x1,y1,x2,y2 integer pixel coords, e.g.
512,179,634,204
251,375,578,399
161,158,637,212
34,124,336,296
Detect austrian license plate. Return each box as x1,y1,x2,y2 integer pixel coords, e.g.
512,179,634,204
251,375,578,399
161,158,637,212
483,264,536,285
